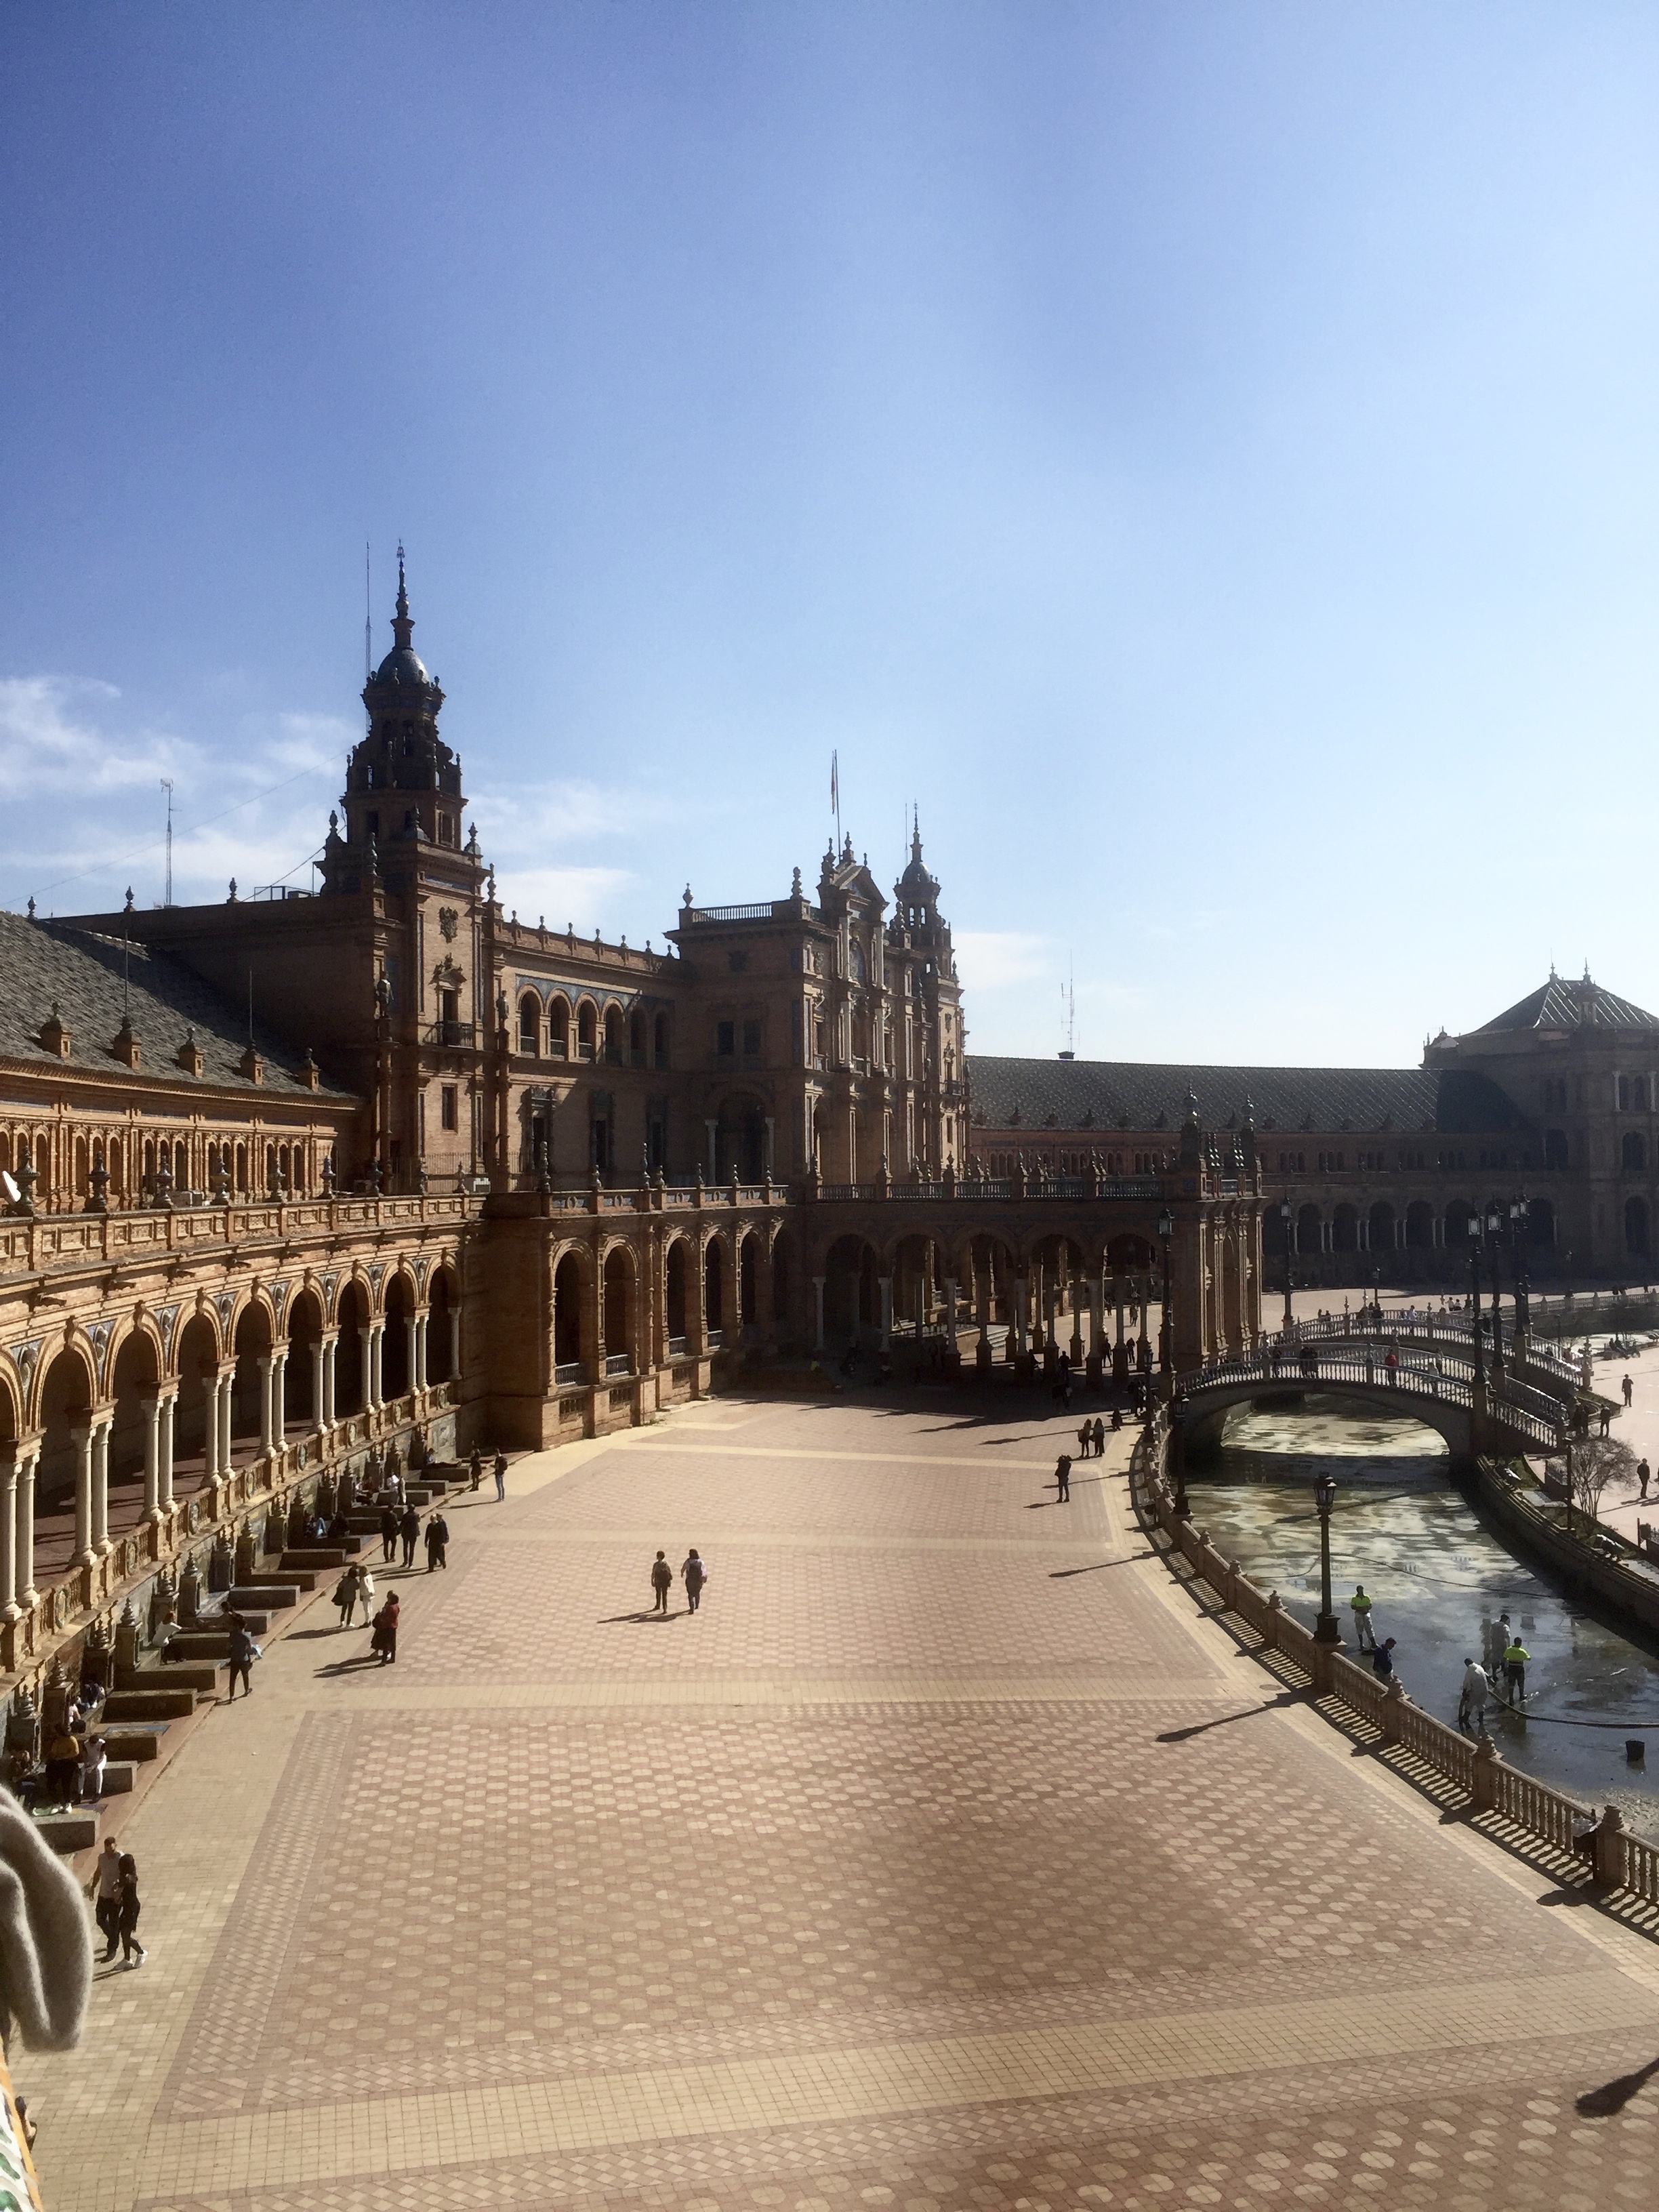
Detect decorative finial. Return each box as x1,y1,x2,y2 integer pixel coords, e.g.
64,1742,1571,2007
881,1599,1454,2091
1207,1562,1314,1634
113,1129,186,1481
682,883,693,907
227,878,238,903
124,886,134,912
392,542,413,650
792,867,802,895
26,897,35,920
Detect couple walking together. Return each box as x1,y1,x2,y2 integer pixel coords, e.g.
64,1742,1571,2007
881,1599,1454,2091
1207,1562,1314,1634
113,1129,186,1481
651,1549,708,1614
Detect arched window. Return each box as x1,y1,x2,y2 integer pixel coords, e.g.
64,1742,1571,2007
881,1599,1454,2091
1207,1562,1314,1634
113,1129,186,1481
1639,1077,1651,1113
1624,1132,1647,1172
548,997,570,1059
654,1012,669,1068
604,1007,623,1065
630,1011,645,1065
518,994,540,1057
235,1142,248,1192
577,1002,596,1061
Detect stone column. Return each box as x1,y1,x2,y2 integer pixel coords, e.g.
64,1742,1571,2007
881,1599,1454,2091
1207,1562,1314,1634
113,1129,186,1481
359,1326,374,1411
142,1389,161,1520
415,1314,428,1391
310,1340,326,1430
258,1356,274,1452
977,1270,991,1349
322,1336,337,1426
878,1275,893,1350
943,1277,958,1351
448,1307,460,1381
405,1315,419,1397
764,1118,775,1179
91,1417,111,1555
159,1393,176,1509
0,1450,17,1619
1014,1276,1029,1355
72,1422,95,1568
1089,1279,1103,1358
370,1323,384,1408
812,1275,826,1352
218,1369,234,1477
272,1349,287,1443
15,1448,37,1609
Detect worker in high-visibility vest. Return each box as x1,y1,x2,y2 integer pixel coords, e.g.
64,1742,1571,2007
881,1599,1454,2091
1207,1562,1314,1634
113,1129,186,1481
1350,1584,1377,1652
1502,1637,1532,1702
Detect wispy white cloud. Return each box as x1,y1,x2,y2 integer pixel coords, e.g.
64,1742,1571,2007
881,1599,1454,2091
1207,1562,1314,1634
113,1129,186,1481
0,674,192,796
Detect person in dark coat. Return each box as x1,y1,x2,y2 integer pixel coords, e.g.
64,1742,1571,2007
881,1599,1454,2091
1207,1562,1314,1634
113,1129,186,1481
226,1614,255,1700
117,1851,146,1968
379,1504,398,1563
1054,1454,1071,1503
682,1549,707,1614
398,1503,420,1568
370,1593,401,1665
468,1446,483,1492
424,1512,449,1571
494,1451,508,1502
651,1551,673,1613
333,1565,358,1629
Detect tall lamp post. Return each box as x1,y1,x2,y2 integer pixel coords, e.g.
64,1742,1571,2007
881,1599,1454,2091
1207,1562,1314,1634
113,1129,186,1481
1465,1214,1488,1399
1281,1199,1295,1336
1509,1192,1532,1357
1313,1470,1341,1644
1157,1206,1175,1400
1483,1202,1505,1376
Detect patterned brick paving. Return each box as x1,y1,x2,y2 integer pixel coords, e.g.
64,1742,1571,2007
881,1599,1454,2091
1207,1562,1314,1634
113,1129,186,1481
16,1394,1659,2211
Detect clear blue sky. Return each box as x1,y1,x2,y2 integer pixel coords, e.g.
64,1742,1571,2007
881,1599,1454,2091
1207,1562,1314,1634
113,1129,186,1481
4,3,1658,1067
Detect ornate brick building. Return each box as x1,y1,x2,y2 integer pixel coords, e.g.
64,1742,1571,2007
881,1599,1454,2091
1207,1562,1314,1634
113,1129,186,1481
0,564,1260,1692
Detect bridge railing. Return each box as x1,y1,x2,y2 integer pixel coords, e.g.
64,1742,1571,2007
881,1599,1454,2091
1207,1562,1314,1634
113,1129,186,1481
1183,1344,1560,1448
1280,1310,1582,1392
1124,1418,1639,1895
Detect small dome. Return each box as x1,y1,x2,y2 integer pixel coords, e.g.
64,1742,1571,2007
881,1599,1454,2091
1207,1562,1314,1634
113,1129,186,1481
375,644,429,687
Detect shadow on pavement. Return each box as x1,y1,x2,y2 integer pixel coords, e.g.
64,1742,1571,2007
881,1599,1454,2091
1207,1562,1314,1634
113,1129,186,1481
1157,1692,1301,1744
1577,2055,1659,2115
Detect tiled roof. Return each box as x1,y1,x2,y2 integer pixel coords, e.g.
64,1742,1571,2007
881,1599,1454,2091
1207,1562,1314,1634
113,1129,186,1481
1472,973,1659,1033
0,911,354,1100
965,1057,1525,1137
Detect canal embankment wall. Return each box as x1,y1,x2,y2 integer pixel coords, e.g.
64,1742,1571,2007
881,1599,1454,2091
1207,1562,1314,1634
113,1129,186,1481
1129,1406,1659,1908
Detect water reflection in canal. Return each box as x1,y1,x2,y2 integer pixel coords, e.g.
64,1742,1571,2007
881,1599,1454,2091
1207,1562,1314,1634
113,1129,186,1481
1187,1395,1659,1838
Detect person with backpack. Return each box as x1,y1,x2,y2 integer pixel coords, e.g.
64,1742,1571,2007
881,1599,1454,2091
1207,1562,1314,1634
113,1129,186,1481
225,1613,255,1701
333,1565,358,1629
682,1549,708,1614
651,1551,673,1614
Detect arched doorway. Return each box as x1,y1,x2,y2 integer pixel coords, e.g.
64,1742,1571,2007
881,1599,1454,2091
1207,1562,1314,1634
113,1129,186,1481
232,1303,273,1455
35,1347,95,1586
770,1231,793,1332
739,1231,760,1328
335,1280,368,1416
665,1239,689,1350
1405,1200,1435,1251
428,1267,458,1385
823,1233,876,1343
383,1274,413,1399
173,1313,218,1493
287,1289,324,1427
108,1329,159,1539
553,1252,584,1378
602,1248,634,1372
1369,1202,1395,1255
704,1237,729,1344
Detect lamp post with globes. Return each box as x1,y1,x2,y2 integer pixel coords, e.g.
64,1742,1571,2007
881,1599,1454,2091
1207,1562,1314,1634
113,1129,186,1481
1280,1198,1295,1336
1313,1471,1341,1645
1157,1206,1175,1401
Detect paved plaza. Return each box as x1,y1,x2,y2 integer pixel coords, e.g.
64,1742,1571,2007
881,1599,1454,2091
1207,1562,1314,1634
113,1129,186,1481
24,1391,1659,2211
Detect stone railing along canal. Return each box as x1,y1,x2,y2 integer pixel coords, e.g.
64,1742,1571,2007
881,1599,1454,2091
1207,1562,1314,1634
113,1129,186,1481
1128,1408,1659,1910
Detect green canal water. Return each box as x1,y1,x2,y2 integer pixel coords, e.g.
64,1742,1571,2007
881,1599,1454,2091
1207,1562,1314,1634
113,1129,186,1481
1187,1395,1659,1839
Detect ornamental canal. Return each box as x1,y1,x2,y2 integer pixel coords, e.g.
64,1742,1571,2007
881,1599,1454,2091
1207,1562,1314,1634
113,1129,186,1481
1187,1395,1659,1841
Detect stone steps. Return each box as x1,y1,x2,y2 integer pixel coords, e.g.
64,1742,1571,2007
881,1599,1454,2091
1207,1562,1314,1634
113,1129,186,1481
227,1582,298,1609
102,1686,197,1721
101,1725,167,1762
281,1548,350,1570
36,1809,98,1853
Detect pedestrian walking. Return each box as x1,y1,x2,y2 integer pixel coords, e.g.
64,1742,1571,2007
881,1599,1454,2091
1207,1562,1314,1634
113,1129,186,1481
370,1592,401,1665
1055,1453,1071,1503
468,1446,483,1492
1624,1374,1635,1408
1350,1585,1377,1652
682,1549,707,1613
398,1503,420,1568
494,1450,508,1501
117,1852,146,1969
651,1551,673,1613
354,1566,376,1626
1077,1420,1093,1460
1090,1416,1105,1456
1458,1657,1490,1730
380,1505,398,1563
424,1512,449,1571
225,1614,255,1701
1641,1458,1652,1502
333,1566,358,1629
93,1837,122,1962
1503,1635,1532,1701
1372,1636,1397,1681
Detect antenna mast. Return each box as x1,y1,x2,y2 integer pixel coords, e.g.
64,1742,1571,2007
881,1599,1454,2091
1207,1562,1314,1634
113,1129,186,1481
1062,956,1076,1059
161,778,173,907
365,541,372,686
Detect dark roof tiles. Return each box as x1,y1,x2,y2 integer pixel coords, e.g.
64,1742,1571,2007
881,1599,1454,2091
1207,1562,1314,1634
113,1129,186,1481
0,910,352,1100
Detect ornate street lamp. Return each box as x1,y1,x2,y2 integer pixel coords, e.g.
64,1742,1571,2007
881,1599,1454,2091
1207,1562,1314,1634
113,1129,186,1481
1466,1213,1487,1397
1313,1470,1340,1644
1157,1206,1174,1393
1510,1191,1532,1351
1171,1391,1190,1519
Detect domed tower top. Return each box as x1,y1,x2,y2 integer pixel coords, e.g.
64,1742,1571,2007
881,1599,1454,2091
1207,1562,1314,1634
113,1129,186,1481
324,550,470,883
893,820,941,930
